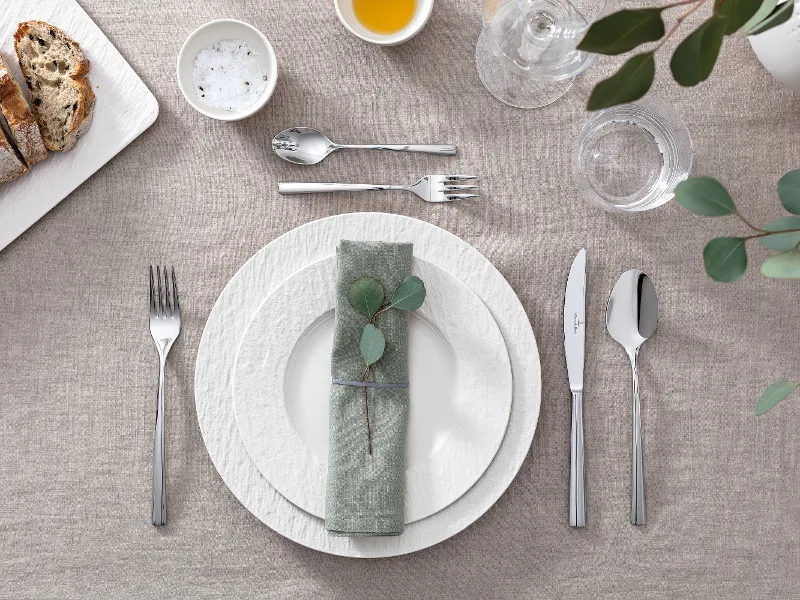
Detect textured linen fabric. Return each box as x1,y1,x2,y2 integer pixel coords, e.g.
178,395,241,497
2,0,800,597
325,240,412,536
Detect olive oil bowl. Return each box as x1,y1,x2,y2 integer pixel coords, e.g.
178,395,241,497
334,0,434,45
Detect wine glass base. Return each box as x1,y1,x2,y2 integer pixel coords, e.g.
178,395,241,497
475,29,574,109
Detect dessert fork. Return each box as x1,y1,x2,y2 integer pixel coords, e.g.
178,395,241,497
277,175,479,202
149,266,181,526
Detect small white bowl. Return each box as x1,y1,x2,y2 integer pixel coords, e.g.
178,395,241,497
334,0,434,45
177,20,278,121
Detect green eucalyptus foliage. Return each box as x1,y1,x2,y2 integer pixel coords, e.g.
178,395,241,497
348,277,384,319
579,0,794,110
678,169,800,414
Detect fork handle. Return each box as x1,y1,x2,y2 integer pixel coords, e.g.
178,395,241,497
337,144,456,155
152,357,166,526
278,183,402,194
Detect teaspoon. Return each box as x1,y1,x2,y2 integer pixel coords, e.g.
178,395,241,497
605,270,659,525
272,127,457,165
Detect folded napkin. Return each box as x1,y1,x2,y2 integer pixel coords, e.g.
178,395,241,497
325,240,412,536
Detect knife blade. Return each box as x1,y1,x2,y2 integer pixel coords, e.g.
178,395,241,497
564,248,587,527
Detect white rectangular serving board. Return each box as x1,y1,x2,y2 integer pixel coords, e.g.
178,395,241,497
0,0,158,252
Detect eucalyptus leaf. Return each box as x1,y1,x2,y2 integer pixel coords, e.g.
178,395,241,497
758,217,800,252
587,53,655,111
577,9,665,55
715,0,763,33
670,16,728,87
741,0,778,33
703,237,747,282
747,0,794,35
390,276,426,311
756,381,799,416
761,252,800,279
777,169,800,214
348,277,384,319
360,324,385,366
675,177,737,216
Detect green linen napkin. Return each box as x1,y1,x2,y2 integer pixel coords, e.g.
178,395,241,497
325,240,412,537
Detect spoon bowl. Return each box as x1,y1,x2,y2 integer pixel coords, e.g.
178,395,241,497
606,269,658,526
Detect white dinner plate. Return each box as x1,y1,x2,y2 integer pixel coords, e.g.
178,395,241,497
232,257,512,523
195,213,542,557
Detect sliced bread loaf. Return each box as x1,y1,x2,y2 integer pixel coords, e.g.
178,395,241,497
0,125,27,184
0,53,48,166
14,21,95,152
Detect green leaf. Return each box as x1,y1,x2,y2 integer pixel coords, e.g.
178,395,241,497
758,217,800,252
703,237,747,282
586,53,655,111
715,0,763,33
674,178,737,216
360,324,385,366
778,169,800,214
761,252,800,278
747,0,794,35
741,0,778,33
670,16,728,86
390,276,426,311
347,277,384,319
577,9,665,55
756,381,799,415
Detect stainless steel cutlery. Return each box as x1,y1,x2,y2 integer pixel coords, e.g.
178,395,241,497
272,127,457,165
148,266,181,526
277,175,479,202
563,248,587,528
606,270,659,526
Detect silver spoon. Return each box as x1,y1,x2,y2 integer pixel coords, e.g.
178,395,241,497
272,127,457,165
606,270,659,526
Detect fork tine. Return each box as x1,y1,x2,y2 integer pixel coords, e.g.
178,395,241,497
442,185,479,191
445,193,480,200
445,175,479,181
164,266,173,315
149,266,156,313
156,266,164,317
171,267,180,314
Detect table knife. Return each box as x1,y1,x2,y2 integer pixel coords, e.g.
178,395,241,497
564,248,587,528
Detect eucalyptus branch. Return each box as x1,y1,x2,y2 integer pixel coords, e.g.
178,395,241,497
735,211,767,233
654,0,707,52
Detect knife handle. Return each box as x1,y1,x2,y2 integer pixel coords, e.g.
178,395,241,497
570,391,587,528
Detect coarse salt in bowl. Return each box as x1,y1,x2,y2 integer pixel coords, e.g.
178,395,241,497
177,20,278,121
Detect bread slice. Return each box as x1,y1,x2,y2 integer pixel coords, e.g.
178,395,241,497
0,53,48,166
14,21,95,152
0,124,27,184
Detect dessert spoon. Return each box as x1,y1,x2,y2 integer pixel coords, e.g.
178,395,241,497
272,127,457,165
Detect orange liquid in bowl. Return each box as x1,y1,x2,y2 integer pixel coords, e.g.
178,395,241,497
352,0,417,34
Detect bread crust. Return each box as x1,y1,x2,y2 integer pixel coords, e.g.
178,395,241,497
0,54,48,165
13,20,95,152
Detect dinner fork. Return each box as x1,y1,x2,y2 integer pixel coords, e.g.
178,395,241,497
277,175,479,202
149,266,181,526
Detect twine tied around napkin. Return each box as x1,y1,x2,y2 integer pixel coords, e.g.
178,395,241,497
325,240,413,537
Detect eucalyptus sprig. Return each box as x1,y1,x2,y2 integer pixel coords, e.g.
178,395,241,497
676,169,800,415
577,0,794,111
347,275,426,454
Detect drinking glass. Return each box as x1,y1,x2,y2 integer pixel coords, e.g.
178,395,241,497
573,98,693,213
476,0,613,108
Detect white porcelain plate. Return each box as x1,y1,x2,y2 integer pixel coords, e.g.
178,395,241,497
195,213,542,557
232,257,512,523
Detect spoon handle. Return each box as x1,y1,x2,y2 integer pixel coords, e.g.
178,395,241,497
569,391,587,527
337,144,457,155
630,354,646,525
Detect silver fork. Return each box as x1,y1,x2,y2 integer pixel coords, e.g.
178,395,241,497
149,266,181,526
277,175,479,202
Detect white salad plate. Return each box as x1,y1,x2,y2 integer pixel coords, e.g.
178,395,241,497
232,256,513,524
0,0,159,252
195,213,542,558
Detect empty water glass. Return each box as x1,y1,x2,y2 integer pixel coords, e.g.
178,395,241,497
573,98,693,213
